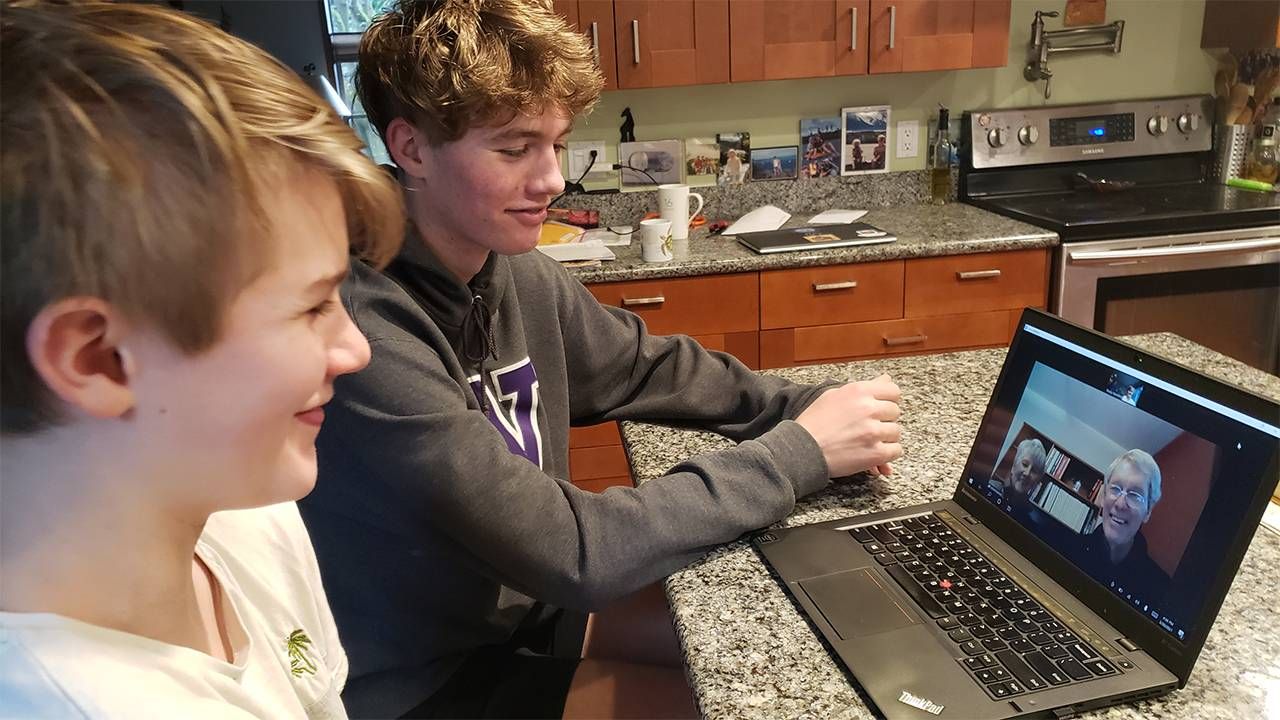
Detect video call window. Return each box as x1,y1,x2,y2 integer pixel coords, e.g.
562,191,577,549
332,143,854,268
988,362,1217,613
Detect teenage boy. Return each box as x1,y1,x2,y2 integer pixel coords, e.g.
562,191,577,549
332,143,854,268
0,2,403,717
303,1,903,717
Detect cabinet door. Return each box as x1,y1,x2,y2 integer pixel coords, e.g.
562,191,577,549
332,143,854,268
614,0,730,88
729,0,870,82
869,0,1010,74
553,1,619,91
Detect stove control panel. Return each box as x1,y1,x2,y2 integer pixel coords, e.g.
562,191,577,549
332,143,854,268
965,96,1212,170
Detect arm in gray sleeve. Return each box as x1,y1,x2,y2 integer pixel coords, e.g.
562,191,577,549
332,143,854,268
328,335,827,611
553,270,838,439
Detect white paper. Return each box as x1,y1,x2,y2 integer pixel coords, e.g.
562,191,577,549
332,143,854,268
724,205,790,235
536,241,616,262
584,227,632,247
808,209,868,225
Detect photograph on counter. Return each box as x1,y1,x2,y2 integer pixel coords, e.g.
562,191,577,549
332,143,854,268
684,137,721,187
618,139,681,190
716,131,751,186
800,116,841,178
751,146,799,181
841,105,890,175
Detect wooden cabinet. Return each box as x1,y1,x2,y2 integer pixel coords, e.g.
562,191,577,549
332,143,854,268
729,0,869,82
868,0,1010,74
613,0,730,89
1200,0,1279,50
573,247,1047,490
759,248,1048,368
554,0,619,90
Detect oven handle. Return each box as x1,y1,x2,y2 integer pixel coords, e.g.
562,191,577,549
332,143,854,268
1068,237,1280,263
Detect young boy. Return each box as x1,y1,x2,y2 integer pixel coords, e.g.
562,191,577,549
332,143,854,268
0,2,403,717
303,1,903,717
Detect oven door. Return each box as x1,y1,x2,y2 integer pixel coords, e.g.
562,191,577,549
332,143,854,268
1054,226,1280,374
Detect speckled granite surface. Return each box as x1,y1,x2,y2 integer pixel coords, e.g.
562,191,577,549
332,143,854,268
622,334,1280,720
563,170,949,227
568,202,1056,284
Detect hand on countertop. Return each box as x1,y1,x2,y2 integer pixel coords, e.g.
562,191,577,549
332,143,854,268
795,374,903,479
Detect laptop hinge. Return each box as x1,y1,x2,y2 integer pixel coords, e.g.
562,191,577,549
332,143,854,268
1117,637,1140,651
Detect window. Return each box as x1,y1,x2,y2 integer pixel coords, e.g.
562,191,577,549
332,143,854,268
323,0,396,165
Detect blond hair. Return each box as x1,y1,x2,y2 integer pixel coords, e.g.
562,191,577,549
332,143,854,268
1,0,405,434
357,0,603,145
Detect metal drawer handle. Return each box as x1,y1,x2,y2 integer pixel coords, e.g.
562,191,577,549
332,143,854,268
884,334,927,347
957,269,1002,280
813,280,858,292
851,7,858,50
888,5,896,49
621,295,664,307
590,21,600,65
632,19,640,64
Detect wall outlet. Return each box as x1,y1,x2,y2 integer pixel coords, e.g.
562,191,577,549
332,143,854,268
567,140,606,181
896,120,919,159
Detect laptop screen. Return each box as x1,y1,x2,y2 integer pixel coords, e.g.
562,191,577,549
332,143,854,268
962,324,1279,646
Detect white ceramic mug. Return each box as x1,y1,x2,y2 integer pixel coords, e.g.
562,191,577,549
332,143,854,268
657,184,705,241
639,218,673,263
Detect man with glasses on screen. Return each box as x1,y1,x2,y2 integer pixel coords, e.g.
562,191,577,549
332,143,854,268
1074,449,1171,598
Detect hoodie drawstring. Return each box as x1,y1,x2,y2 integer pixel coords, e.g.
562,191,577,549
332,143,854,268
461,294,498,413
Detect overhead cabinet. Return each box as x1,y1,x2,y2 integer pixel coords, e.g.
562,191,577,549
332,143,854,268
556,0,1009,89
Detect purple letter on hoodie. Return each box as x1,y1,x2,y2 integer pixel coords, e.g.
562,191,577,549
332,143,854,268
469,358,543,468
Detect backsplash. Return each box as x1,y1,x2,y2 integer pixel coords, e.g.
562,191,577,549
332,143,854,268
560,169,946,227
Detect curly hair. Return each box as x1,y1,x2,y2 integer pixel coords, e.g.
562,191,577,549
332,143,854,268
358,0,603,145
1,0,405,433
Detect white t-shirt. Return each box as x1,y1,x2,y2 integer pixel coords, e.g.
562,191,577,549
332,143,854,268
0,503,348,719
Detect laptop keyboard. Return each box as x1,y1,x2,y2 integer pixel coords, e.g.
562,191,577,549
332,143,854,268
848,511,1125,700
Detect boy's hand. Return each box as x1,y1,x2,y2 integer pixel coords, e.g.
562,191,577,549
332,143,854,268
795,374,902,478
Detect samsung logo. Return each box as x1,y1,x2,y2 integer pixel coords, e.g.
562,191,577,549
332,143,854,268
898,690,945,715
1081,148,1106,155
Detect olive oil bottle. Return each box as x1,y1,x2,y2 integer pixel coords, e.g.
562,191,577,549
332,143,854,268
930,107,954,204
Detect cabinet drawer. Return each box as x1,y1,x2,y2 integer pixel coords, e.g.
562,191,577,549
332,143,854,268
786,309,1017,363
569,445,632,481
588,273,758,336
690,331,760,370
570,422,622,449
905,249,1048,318
574,476,634,493
760,260,904,330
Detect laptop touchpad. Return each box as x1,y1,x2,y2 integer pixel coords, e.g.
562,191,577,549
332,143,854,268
798,568,918,640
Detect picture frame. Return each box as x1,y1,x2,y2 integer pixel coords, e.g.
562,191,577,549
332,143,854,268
841,105,891,175
618,139,682,190
716,132,751,186
684,137,720,187
750,146,799,181
799,117,841,178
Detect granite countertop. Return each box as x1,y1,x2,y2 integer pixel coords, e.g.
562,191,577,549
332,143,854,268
567,202,1057,284
621,334,1280,720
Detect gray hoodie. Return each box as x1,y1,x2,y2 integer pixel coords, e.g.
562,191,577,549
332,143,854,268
301,235,831,717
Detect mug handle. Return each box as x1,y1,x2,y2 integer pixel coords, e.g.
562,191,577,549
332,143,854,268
688,192,705,225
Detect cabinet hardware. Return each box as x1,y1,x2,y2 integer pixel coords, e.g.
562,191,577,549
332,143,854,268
813,281,858,292
884,334,927,347
621,295,664,307
590,21,600,65
957,269,1002,280
632,19,640,64
851,7,858,50
888,5,896,49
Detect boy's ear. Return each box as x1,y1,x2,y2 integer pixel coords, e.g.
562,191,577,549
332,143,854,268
26,298,136,421
385,117,430,179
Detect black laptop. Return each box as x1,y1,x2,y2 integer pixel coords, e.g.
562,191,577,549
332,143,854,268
734,222,897,254
754,309,1279,719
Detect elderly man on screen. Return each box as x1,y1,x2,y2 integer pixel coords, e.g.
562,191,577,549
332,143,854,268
1075,449,1171,597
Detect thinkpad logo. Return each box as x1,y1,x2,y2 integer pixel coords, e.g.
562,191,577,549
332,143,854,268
898,690,944,715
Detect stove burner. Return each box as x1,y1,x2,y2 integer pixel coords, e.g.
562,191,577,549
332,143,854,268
1054,199,1147,219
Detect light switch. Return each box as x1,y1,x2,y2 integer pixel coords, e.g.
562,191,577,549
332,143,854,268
896,120,919,159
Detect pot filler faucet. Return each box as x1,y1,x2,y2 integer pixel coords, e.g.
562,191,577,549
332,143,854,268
1024,10,1125,100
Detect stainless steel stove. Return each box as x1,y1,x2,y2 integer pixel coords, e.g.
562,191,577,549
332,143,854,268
960,96,1280,374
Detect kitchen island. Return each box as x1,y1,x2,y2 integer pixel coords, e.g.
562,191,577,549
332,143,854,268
621,333,1280,720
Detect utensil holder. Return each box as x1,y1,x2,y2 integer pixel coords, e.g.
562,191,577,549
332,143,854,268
1210,125,1250,183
